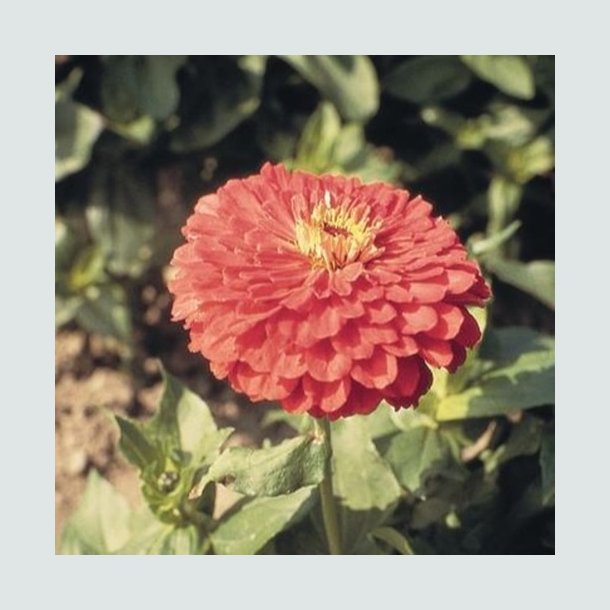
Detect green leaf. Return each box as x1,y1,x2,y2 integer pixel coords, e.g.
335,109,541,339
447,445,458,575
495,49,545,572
66,245,106,293
74,283,132,343
149,370,232,468
430,103,550,151
55,95,103,181
116,416,159,470
86,164,156,278
540,425,555,506
486,256,555,309
282,55,379,121
469,220,522,257
486,175,523,236
364,403,399,439
137,56,186,120
60,470,132,554
170,56,266,152
101,55,187,123
506,136,554,183
55,295,82,328
477,104,549,147
371,526,415,555
114,371,231,523
380,426,462,495
211,487,315,555
483,416,544,473
116,370,231,472
206,434,328,496
462,55,535,100
118,511,205,555
292,102,342,173
436,328,555,420
331,417,402,552
384,56,472,104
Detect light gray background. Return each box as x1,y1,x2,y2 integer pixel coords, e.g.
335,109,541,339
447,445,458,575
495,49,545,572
2,0,603,607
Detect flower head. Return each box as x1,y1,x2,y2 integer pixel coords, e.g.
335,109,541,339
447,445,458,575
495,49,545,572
169,163,490,419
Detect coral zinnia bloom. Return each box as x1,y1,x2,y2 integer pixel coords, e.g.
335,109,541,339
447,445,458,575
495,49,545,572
169,164,490,419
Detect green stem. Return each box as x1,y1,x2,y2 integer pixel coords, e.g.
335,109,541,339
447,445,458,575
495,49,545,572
315,418,342,555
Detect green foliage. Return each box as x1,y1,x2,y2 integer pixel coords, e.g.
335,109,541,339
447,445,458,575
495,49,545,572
381,420,465,495
540,425,555,507
461,55,535,100
289,101,402,182
484,256,555,309
55,70,103,181
170,56,266,152
384,56,472,104
281,55,379,121
57,55,554,555
60,470,131,554
86,164,157,278
330,417,402,553
436,327,554,420
210,487,315,555
371,526,415,555
115,369,232,524
205,434,328,496
101,55,187,123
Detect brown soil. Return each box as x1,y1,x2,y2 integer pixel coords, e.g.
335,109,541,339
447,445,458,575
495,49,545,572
55,318,288,547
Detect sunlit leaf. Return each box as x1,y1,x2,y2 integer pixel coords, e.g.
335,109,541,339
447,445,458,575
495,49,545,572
60,470,132,554
55,96,103,181
290,104,402,183
486,256,555,309
282,55,379,121
118,510,205,555
331,417,402,553
436,328,555,420
292,102,342,173
117,370,231,472
508,136,554,183
469,220,522,256
149,370,232,468
371,526,415,554
206,434,328,496
486,175,523,236
211,487,315,555
66,245,106,293
462,55,535,100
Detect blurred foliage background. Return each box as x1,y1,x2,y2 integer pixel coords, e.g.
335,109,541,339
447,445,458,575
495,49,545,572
55,55,554,554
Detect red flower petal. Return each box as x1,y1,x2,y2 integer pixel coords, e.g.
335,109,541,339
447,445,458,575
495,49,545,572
305,340,353,382
168,163,491,419
351,348,398,389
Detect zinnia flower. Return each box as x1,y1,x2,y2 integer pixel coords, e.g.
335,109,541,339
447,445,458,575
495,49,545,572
169,163,490,419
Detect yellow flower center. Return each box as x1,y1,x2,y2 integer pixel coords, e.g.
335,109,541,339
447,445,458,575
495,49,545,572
294,192,382,270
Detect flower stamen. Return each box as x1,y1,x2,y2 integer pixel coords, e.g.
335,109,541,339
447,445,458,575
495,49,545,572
294,197,382,270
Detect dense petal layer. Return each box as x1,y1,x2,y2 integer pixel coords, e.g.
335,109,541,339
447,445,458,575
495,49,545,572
168,163,490,419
